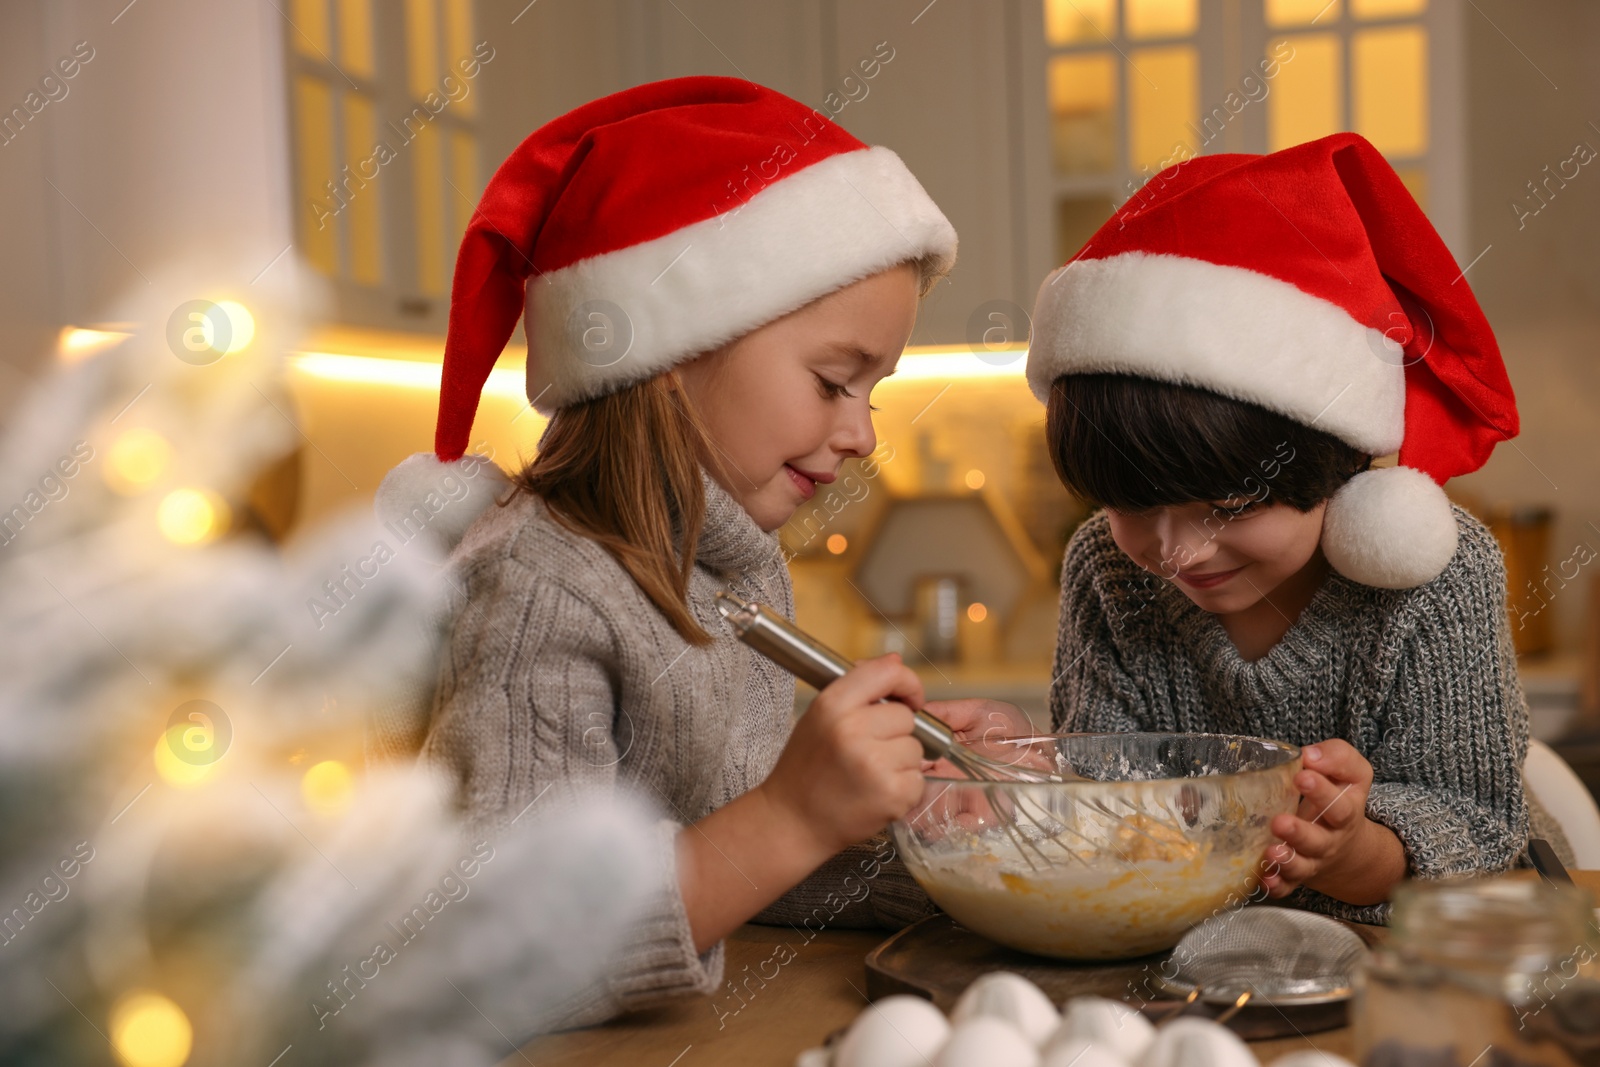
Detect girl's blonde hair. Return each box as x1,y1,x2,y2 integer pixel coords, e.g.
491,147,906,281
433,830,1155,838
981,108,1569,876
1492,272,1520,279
515,373,719,645
516,256,946,645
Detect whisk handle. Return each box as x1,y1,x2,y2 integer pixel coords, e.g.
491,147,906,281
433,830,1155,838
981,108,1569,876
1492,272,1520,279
909,710,959,762
714,592,956,762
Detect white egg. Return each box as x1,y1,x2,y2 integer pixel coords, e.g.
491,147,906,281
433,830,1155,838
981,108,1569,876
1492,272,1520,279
793,1049,830,1067
951,972,1061,1046
1140,1018,1256,1067
1040,1036,1128,1067
936,1017,1041,1067
1272,1054,1359,1067
835,995,951,1067
1050,996,1155,1062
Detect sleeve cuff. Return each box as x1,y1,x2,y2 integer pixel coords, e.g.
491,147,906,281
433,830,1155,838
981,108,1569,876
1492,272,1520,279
1283,886,1391,926
608,819,725,1010
554,818,724,1029
1278,781,1528,928
1365,781,1525,880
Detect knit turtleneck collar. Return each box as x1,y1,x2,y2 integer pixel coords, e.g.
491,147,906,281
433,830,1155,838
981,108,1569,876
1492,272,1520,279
1158,571,1360,705
694,468,784,578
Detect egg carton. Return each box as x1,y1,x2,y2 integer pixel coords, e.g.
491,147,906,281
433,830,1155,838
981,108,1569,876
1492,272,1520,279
795,972,1359,1067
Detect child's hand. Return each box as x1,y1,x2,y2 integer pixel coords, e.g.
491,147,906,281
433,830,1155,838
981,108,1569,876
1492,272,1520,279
1259,739,1406,906
757,653,927,855
920,698,1043,776
907,761,998,838
922,698,1034,743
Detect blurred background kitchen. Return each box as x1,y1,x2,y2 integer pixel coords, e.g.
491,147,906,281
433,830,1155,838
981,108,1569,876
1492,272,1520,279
4,0,1599,758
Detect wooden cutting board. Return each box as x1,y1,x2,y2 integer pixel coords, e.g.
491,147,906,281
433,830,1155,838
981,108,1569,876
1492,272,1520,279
864,912,1387,1040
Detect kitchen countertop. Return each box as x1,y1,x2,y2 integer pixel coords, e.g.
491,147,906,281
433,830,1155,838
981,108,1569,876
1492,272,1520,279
512,870,1600,1067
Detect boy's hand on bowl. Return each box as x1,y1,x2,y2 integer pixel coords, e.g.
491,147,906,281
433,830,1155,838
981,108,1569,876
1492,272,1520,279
922,697,1032,741
920,698,1049,777
758,653,927,856
1258,739,1406,906
906,765,999,837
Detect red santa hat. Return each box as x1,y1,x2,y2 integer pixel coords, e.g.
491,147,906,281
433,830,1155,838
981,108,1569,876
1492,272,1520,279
1026,132,1518,589
377,76,958,546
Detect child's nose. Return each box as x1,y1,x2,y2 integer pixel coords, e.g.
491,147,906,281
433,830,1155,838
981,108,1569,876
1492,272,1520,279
833,404,877,458
1153,514,1219,573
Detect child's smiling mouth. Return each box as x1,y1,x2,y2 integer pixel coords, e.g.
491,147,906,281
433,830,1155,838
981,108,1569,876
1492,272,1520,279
783,464,834,500
1176,564,1245,590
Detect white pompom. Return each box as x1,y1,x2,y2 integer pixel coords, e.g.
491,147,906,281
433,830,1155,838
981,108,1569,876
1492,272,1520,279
1321,466,1458,589
375,452,510,555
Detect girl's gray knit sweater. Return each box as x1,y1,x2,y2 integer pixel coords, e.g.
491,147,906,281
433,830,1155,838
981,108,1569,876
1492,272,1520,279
420,472,937,1033
1050,505,1533,924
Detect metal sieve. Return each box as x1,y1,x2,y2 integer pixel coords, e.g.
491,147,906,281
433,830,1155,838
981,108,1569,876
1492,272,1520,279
1158,906,1370,1007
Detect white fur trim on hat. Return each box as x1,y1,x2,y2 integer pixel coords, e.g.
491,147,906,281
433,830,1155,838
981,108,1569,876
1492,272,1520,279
524,146,957,413
1322,466,1459,588
1028,251,1407,457
375,452,510,555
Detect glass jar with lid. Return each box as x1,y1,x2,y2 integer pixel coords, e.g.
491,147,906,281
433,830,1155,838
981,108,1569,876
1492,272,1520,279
1354,877,1600,1067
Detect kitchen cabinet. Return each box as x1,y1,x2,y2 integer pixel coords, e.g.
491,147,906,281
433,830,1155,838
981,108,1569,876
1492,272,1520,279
477,0,1056,347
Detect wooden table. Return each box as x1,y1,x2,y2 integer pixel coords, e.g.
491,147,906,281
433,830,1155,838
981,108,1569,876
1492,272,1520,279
515,871,1600,1067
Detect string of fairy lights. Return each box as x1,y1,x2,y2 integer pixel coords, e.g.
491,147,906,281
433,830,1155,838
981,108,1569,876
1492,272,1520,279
51,303,374,1067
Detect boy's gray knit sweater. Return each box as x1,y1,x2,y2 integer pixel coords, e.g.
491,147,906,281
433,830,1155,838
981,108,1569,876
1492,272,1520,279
1050,506,1533,924
420,471,937,1032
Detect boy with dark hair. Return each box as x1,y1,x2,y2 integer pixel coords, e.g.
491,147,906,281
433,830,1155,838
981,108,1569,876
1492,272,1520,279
1025,132,1562,922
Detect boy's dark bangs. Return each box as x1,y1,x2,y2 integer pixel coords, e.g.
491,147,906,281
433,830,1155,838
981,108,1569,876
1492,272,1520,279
1046,374,1315,512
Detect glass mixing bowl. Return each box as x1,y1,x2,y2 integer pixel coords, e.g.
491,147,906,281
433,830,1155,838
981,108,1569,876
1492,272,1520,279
891,732,1302,961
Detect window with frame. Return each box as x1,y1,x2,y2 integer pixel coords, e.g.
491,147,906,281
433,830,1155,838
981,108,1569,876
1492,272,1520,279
285,0,486,330
1264,0,1429,199
1044,0,1432,264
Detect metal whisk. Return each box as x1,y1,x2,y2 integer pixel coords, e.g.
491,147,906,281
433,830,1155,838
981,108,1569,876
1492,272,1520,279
715,593,1061,784
715,592,1100,868
715,593,1201,871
